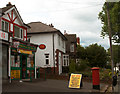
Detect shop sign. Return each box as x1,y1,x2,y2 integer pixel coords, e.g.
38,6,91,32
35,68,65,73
18,49,32,55
0,30,8,41
68,73,82,88
11,70,20,79
13,42,20,48
19,43,36,51
39,44,46,49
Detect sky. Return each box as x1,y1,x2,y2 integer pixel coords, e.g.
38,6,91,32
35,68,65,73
0,0,110,49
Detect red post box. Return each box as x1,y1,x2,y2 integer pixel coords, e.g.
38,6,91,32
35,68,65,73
91,67,100,90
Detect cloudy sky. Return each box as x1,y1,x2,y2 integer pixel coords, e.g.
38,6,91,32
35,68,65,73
1,0,110,49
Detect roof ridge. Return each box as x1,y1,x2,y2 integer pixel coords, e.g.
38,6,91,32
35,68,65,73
28,21,59,31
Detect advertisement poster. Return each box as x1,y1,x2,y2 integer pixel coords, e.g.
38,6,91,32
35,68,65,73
11,70,20,79
68,73,82,88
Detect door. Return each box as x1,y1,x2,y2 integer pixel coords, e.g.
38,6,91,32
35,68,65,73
21,55,27,79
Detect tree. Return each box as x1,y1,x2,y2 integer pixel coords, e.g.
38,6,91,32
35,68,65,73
86,43,107,67
76,45,86,59
108,45,120,65
98,2,120,43
69,59,76,73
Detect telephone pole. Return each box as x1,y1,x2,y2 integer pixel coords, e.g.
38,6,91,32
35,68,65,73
106,2,114,91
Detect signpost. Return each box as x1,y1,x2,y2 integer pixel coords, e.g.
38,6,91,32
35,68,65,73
68,73,82,89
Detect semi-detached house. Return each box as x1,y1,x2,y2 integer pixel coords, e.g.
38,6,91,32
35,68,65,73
27,22,67,75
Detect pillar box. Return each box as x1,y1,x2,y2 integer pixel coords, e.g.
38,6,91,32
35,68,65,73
91,67,100,90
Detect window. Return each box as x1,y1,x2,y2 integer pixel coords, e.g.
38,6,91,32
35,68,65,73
2,21,9,32
70,44,74,52
63,55,69,66
14,25,23,39
11,55,20,67
24,30,26,36
21,29,23,39
14,25,20,38
27,55,34,68
45,54,49,65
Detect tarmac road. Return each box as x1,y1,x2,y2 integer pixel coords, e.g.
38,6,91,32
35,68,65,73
2,79,107,93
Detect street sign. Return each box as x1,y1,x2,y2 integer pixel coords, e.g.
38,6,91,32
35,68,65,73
68,73,82,89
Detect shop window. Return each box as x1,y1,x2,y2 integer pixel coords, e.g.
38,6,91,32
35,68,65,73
2,21,9,32
27,55,34,68
11,55,20,67
45,54,49,65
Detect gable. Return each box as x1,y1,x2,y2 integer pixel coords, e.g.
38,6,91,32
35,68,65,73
2,5,24,26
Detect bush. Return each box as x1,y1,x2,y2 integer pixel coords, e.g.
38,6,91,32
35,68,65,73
76,59,89,71
100,69,112,81
69,59,76,73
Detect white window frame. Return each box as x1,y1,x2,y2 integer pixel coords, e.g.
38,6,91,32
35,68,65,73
14,25,23,40
45,54,49,65
2,20,9,32
63,55,69,66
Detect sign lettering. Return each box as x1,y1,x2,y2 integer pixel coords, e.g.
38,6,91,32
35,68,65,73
68,73,82,88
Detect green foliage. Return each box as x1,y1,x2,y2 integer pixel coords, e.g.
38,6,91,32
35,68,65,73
75,59,89,71
76,45,86,59
69,59,76,73
98,2,120,43
107,45,120,65
86,43,107,67
100,69,112,81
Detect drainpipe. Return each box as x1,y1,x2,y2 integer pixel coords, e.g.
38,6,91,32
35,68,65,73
9,43,11,83
53,33,55,74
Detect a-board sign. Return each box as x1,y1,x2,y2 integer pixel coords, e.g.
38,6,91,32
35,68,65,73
68,73,82,88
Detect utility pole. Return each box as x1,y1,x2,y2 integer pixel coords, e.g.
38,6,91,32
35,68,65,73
106,2,114,91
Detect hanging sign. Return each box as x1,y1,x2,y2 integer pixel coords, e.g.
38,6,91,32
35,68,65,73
68,73,82,89
39,44,46,49
0,30,8,41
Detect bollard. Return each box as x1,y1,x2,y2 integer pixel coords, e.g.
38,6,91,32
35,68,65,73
91,67,100,90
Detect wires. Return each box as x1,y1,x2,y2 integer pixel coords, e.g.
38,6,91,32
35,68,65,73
46,3,103,13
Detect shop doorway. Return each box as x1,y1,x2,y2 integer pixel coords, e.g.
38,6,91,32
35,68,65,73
22,55,27,79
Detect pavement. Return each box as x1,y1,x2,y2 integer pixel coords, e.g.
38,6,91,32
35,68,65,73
105,73,120,93
2,78,109,93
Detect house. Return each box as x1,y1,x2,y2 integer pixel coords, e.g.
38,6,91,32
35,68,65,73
0,6,10,83
1,2,38,82
27,22,67,75
64,33,77,59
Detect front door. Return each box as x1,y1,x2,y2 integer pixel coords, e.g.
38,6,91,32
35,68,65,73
22,55,27,79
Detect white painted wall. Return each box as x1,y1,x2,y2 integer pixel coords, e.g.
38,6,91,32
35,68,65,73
29,33,66,70
30,33,53,67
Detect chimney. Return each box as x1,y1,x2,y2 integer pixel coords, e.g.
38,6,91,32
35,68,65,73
6,2,12,7
49,23,54,27
77,37,80,45
64,30,67,35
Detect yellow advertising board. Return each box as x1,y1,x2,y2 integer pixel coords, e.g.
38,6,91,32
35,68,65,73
68,73,82,88
11,70,20,79
18,49,32,55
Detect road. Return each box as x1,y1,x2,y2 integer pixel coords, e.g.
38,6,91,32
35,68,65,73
2,79,107,93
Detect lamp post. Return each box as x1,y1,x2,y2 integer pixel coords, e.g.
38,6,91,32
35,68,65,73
106,2,114,91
